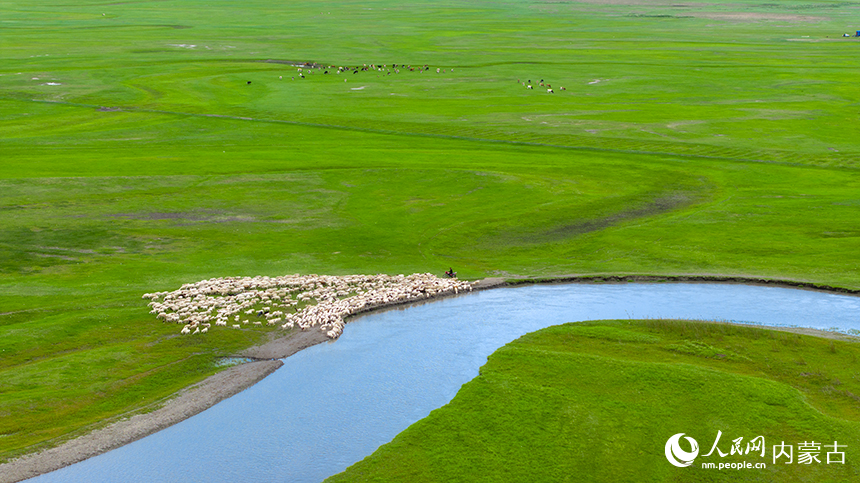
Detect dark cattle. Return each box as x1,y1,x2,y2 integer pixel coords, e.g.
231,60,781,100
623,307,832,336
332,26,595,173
246,81,251,85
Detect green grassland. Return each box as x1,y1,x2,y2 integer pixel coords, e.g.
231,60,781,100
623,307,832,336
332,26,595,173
2,0,860,466
328,320,860,482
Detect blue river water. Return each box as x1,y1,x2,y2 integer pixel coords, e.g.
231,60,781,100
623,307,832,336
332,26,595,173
28,283,860,483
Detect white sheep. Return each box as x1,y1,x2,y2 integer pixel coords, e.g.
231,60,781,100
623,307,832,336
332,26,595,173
148,273,476,339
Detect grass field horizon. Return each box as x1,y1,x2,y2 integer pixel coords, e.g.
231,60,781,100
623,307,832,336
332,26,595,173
2,0,860,476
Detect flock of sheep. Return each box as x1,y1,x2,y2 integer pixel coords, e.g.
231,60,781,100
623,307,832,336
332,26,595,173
143,273,475,339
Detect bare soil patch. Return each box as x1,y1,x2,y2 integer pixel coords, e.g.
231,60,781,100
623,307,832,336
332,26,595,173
241,328,331,360
545,1,826,22
693,12,823,22
542,193,698,242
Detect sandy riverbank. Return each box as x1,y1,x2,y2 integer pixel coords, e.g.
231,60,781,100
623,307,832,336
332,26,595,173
1,275,856,482
0,359,283,483
0,330,327,483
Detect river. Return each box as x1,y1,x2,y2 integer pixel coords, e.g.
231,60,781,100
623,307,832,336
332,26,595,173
27,283,860,482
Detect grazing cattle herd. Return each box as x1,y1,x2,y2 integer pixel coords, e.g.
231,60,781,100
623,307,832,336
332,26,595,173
288,63,444,78
267,63,565,94
143,273,476,339
520,79,563,94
